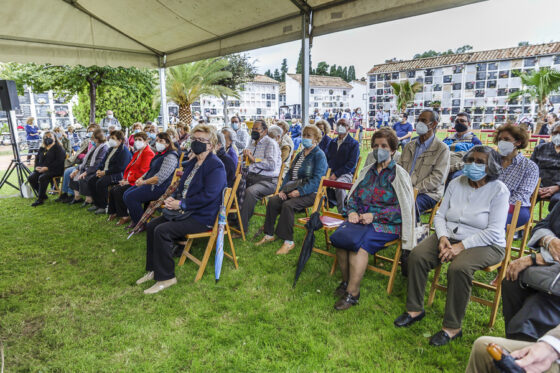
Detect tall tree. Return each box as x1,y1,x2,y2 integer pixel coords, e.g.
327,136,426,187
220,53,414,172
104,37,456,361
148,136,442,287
329,64,337,76
390,80,423,113
273,69,281,82
336,66,343,78
348,65,356,81
342,66,348,82
166,58,237,125
508,67,560,133
264,69,273,78
280,58,288,82
295,47,311,75
315,61,329,76
2,63,152,124
214,54,256,124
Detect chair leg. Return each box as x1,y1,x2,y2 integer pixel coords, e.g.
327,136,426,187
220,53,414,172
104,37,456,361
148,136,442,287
386,243,402,295
194,233,218,282
178,239,194,266
234,196,246,241
226,224,238,269
330,257,337,276
489,267,506,328
427,265,442,306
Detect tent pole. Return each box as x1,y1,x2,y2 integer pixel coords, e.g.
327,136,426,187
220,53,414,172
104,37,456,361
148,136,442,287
159,66,168,131
301,12,311,127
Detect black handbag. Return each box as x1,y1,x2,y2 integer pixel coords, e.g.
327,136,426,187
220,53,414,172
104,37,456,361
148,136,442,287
281,179,305,194
519,263,560,296
162,208,193,222
329,221,370,252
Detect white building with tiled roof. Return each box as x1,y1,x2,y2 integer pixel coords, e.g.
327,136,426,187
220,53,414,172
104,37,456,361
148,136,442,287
285,74,353,117
367,42,560,128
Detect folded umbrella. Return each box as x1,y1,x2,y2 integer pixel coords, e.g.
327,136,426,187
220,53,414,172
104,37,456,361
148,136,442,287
293,210,324,288
214,189,227,283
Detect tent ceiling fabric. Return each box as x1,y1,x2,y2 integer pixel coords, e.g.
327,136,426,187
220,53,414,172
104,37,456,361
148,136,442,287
0,0,483,68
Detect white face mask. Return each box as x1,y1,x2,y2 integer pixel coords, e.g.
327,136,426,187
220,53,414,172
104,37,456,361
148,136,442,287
552,134,560,146
134,140,145,150
416,122,429,136
107,114,114,119
155,142,166,152
337,125,347,135
498,140,515,156
108,139,118,148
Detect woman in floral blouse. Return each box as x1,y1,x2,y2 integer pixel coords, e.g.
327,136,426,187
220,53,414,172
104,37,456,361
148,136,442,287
330,128,415,311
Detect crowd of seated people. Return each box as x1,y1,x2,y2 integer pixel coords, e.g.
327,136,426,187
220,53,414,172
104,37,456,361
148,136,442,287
29,113,560,367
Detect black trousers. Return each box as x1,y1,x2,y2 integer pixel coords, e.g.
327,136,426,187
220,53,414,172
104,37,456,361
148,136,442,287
108,184,133,216
89,174,119,208
28,171,57,200
145,215,208,281
264,193,316,241
502,278,560,341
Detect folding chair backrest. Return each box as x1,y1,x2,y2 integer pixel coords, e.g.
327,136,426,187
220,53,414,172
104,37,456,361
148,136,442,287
178,151,185,165
274,162,286,194
227,174,242,214
352,155,362,184
504,201,522,263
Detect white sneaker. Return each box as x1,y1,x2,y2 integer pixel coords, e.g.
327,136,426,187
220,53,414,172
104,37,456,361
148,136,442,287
135,271,154,285
143,278,177,294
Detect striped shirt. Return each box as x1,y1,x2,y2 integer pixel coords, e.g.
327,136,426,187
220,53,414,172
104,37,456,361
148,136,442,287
499,152,539,206
291,153,305,181
247,135,281,178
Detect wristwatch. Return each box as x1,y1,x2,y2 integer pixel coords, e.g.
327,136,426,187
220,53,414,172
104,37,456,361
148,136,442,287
530,252,537,266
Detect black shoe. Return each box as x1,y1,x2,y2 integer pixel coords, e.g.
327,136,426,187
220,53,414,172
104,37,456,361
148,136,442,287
55,193,68,202
334,281,348,298
87,205,98,212
31,199,44,207
94,208,106,215
334,292,359,311
81,201,91,208
400,250,410,277
394,310,425,327
69,198,84,205
429,329,462,346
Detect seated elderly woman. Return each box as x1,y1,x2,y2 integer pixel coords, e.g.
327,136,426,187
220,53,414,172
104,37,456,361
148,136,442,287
67,129,109,207
215,132,236,188
122,132,179,230
135,124,226,294
53,127,71,155
277,120,294,162
330,128,415,310
127,122,143,149
531,122,560,212
221,127,238,166
27,131,66,207
108,131,155,225
493,124,539,227
394,145,510,347
268,125,292,173
86,130,132,214
314,119,332,154
256,125,328,254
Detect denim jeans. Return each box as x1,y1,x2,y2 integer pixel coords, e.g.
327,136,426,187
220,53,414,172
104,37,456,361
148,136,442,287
62,166,76,194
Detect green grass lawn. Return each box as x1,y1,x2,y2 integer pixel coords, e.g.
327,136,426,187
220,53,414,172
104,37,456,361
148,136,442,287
1,195,511,372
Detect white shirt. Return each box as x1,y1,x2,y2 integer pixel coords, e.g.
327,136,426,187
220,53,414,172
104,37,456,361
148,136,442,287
434,176,510,249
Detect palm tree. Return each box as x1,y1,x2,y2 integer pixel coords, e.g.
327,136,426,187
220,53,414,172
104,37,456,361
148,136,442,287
390,80,423,114
166,59,238,124
508,67,560,133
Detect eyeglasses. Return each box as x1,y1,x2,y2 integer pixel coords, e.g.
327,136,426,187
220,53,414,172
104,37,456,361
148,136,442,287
191,136,210,143
464,157,487,165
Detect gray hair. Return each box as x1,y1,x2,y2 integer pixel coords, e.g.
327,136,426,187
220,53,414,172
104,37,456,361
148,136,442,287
268,125,283,140
420,108,439,124
216,131,226,149
553,122,560,133
463,145,501,181
222,127,237,143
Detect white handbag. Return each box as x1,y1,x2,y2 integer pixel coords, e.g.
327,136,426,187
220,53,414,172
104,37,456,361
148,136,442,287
20,181,34,198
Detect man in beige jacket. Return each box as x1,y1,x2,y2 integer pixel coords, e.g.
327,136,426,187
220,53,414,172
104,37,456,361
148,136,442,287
398,109,449,215
465,324,560,372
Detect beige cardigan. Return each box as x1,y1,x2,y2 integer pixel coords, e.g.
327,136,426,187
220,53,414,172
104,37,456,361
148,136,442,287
348,162,417,251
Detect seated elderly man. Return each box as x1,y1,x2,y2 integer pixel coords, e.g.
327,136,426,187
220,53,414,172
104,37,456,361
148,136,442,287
466,202,560,373
326,118,360,213
443,112,482,152
239,119,281,234
531,123,560,212
394,146,510,347
268,125,292,174
399,109,449,215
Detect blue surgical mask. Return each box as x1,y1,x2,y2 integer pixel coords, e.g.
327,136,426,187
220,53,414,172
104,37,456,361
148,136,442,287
148,133,156,139
373,148,390,163
231,122,239,131
302,138,313,148
463,163,487,181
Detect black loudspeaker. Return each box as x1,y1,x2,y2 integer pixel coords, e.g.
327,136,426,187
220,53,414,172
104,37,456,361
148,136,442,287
0,80,20,111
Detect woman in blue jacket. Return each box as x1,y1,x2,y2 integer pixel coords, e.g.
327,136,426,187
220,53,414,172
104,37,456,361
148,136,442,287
87,130,132,214
315,119,332,153
256,125,328,255
136,124,227,294
25,117,41,162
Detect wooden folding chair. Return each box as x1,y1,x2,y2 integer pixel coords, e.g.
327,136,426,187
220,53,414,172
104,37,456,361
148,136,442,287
511,179,540,258
427,201,521,328
51,176,63,196
177,185,239,282
422,199,442,232
254,162,286,218
351,155,362,184
224,174,245,241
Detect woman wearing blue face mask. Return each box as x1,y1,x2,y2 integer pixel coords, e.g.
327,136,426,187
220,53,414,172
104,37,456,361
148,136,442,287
256,125,328,255
330,128,415,311
395,145,510,347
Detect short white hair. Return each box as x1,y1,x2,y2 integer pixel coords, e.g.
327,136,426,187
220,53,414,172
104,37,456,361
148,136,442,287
268,125,283,139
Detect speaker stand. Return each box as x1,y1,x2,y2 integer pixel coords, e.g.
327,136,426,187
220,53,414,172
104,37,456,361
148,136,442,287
0,110,32,197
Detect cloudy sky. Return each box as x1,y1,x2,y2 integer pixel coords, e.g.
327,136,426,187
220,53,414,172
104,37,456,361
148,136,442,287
247,0,560,78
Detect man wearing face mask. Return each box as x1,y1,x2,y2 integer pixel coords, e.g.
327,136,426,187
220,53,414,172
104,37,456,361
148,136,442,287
99,110,121,131
399,109,450,216
326,118,360,213
531,123,560,212
228,116,248,152
443,112,482,152
392,113,414,149
239,119,281,235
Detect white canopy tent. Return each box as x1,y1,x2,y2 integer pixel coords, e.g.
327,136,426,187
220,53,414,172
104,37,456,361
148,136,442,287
1,0,483,125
